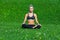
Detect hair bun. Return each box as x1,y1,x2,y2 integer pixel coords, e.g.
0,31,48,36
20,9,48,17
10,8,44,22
29,4,33,8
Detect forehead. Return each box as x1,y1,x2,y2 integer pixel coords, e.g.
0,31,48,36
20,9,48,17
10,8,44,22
30,7,33,9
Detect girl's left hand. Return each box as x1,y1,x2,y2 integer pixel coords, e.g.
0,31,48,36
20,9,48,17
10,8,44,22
38,24,42,26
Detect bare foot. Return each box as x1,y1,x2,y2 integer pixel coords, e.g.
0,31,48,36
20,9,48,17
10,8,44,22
32,25,37,29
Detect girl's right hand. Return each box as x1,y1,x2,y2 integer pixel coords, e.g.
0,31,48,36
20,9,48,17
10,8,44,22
22,23,25,24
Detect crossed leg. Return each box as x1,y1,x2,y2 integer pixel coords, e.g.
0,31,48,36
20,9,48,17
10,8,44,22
22,24,41,29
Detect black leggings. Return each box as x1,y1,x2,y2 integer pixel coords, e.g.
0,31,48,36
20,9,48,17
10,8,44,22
22,24,41,29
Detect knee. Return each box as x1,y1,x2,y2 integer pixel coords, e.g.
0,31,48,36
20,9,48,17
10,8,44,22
22,24,26,28
38,25,41,27
37,25,41,29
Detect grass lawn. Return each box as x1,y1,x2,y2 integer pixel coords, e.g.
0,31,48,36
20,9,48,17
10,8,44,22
0,22,60,40
0,0,60,40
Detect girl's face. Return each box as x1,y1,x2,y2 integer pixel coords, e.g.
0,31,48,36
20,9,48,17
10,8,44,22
29,7,34,12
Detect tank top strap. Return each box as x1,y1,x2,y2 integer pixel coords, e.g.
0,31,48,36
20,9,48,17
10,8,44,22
27,12,29,16
27,12,34,17
33,13,34,16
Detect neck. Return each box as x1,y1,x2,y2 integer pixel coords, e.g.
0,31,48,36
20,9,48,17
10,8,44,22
29,11,33,13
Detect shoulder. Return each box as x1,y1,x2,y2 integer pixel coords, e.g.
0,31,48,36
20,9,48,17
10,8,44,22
25,14,28,15
25,13,28,17
34,13,37,16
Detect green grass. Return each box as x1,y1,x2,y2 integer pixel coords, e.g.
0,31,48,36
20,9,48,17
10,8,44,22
0,22,60,40
0,0,60,40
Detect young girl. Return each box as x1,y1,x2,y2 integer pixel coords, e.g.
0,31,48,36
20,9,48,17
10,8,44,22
22,4,42,29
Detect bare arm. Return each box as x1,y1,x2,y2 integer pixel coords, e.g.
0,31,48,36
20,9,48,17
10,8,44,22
23,14,27,24
34,14,39,24
34,14,42,26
